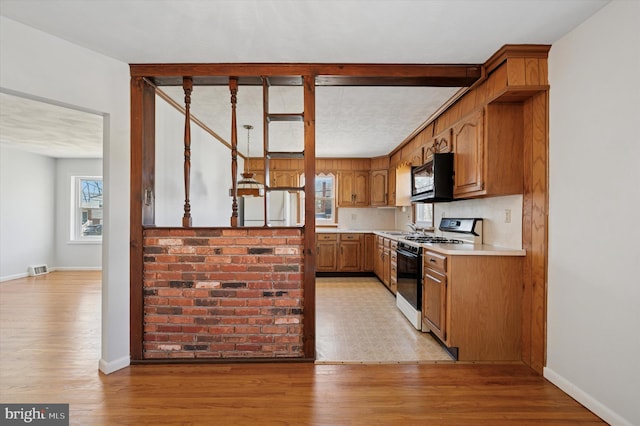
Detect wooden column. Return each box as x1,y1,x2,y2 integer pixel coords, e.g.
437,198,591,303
130,76,156,360
182,77,193,227
302,75,316,359
229,77,239,227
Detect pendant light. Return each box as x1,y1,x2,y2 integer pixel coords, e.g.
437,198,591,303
236,124,264,197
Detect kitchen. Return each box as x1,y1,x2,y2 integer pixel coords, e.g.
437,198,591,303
134,44,546,369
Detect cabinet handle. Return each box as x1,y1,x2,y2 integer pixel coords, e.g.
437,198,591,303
429,258,436,263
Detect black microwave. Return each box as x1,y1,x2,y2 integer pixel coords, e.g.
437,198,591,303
410,152,454,203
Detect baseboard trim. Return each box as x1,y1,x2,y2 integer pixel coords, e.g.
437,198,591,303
99,355,130,375
544,366,632,425
54,266,102,271
0,272,29,282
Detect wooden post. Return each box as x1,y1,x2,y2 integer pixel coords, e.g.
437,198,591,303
182,77,193,227
230,77,239,227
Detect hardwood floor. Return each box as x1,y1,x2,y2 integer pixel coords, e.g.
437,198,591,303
0,272,604,425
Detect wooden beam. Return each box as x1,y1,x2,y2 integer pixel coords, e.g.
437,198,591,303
303,75,316,359
129,63,482,87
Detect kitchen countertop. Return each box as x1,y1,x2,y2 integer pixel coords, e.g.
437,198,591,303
315,228,526,256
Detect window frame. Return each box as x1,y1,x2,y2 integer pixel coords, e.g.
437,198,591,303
70,176,103,243
414,203,434,231
300,172,337,226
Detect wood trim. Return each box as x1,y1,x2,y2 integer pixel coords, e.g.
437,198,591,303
521,91,549,374
302,75,316,358
130,63,482,86
129,76,155,360
484,45,551,76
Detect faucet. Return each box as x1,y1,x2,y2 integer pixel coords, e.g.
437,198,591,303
407,223,417,233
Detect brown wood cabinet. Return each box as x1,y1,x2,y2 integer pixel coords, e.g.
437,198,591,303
316,233,370,273
270,170,299,188
452,109,484,196
338,233,363,272
422,250,523,361
424,128,452,164
337,171,369,207
373,235,396,294
452,105,524,198
370,170,388,206
389,240,398,294
363,234,375,272
423,251,448,341
316,233,338,272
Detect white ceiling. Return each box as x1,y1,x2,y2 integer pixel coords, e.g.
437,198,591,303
0,0,609,158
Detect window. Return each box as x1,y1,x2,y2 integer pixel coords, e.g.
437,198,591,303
414,203,434,230
300,173,336,225
314,174,335,223
72,177,103,241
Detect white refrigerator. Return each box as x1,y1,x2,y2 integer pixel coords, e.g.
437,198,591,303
240,191,296,226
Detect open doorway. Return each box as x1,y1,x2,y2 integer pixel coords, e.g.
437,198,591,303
0,90,104,281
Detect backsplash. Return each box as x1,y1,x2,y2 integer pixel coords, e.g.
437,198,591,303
433,195,523,249
337,207,396,230
332,195,523,249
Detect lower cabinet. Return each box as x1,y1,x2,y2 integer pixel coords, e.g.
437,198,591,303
422,250,523,361
338,234,363,272
316,233,370,273
316,234,338,272
373,235,396,294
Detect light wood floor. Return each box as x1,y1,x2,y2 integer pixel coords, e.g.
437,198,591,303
0,272,604,425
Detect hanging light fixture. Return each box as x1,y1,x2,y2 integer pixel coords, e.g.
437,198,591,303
236,124,264,197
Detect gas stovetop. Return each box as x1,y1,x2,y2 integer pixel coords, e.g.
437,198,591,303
403,235,465,244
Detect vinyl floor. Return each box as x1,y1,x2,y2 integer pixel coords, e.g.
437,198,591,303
315,277,453,364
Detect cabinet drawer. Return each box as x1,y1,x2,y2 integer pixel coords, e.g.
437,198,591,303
317,233,337,241
424,251,447,272
340,233,362,242
390,240,398,251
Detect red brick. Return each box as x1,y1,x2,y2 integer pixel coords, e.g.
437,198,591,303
181,307,208,316
168,316,194,324
181,289,210,298
221,229,248,237
205,256,232,264
168,298,194,307
236,344,262,351
261,325,288,334
145,315,169,323
157,288,184,297
234,326,261,334
220,299,247,307
234,308,260,316
223,247,248,255
209,326,234,334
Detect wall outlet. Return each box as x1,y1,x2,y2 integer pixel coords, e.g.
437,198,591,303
351,213,357,221
504,209,512,223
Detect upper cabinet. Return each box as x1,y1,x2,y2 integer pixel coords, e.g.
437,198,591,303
452,109,485,197
370,169,388,206
452,104,524,199
424,128,452,164
337,171,370,207
270,170,299,188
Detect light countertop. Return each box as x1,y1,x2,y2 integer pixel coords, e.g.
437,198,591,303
315,228,525,257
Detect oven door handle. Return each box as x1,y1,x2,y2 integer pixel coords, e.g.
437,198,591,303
396,248,419,258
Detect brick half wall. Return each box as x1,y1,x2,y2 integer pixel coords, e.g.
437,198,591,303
142,228,305,360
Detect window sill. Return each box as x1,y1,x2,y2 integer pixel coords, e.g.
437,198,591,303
68,239,102,245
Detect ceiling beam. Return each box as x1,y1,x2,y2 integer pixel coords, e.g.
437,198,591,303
130,64,482,87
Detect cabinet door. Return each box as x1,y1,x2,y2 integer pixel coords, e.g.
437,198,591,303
423,270,447,342
271,170,298,188
338,240,362,272
374,240,384,280
425,128,453,164
453,109,484,197
363,234,375,272
387,167,396,206
370,170,388,206
337,172,355,206
316,241,338,272
382,248,390,287
353,171,370,206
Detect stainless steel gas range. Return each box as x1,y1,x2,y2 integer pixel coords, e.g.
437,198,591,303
395,218,483,330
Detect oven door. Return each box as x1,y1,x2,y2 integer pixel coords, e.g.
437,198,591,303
396,247,421,310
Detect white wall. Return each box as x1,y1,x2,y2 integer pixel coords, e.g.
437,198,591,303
546,1,640,425
0,146,56,281
55,158,103,269
0,17,131,373
155,99,237,227
337,207,396,230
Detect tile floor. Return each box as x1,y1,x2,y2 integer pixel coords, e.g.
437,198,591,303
315,277,454,364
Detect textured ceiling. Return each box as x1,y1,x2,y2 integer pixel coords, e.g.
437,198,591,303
0,0,609,158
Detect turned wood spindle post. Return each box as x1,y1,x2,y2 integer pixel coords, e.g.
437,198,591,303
229,77,239,227
182,77,193,227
